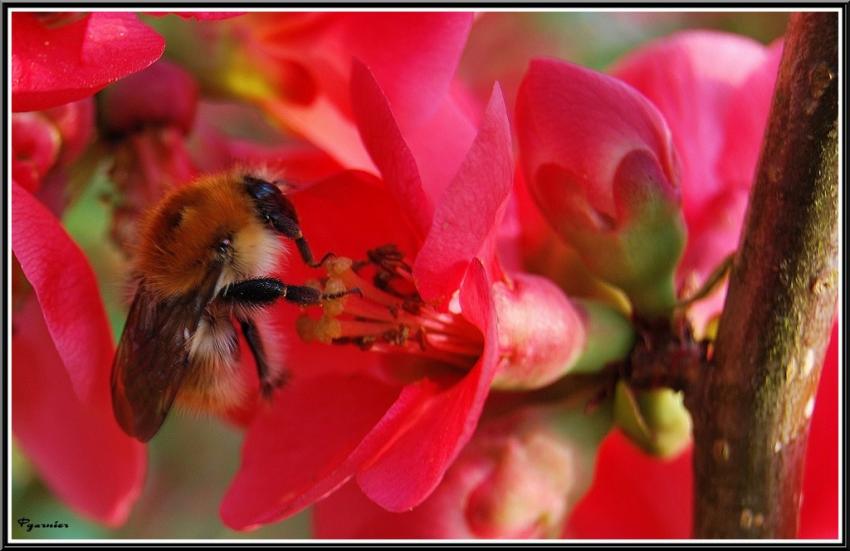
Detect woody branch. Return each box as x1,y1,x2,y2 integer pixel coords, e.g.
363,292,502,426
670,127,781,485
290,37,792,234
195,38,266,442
690,12,838,538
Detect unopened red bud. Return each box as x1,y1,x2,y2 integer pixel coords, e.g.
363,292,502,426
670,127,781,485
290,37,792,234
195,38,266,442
492,274,635,389
516,58,687,319
42,97,94,166
462,404,612,538
99,60,199,137
12,112,61,192
491,273,586,390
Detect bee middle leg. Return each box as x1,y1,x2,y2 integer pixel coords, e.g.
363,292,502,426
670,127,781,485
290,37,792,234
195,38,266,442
237,317,285,399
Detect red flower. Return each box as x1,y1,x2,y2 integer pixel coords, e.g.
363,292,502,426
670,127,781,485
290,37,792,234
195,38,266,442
220,72,512,530
12,12,165,112
12,182,146,525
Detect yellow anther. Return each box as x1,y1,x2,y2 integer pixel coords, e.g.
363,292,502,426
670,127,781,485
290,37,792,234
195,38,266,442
313,316,342,344
326,256,353,277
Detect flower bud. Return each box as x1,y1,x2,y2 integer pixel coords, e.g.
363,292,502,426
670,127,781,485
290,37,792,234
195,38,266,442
99,60,199,137
462,404,612,538
491,274,634,389
491,273,585,390
613,380,692,458
12,112,60,192
516,58,687,319
42,98,95,167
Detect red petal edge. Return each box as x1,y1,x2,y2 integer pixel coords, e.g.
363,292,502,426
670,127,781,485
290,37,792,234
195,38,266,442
12,181,115,401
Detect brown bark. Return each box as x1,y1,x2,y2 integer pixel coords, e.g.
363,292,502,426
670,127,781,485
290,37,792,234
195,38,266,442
691,12,839,538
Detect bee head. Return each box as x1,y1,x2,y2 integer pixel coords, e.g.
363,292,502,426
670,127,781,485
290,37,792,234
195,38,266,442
243,175,303,240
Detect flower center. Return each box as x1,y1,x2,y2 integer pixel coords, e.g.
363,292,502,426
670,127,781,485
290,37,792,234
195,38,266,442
296,245,483,369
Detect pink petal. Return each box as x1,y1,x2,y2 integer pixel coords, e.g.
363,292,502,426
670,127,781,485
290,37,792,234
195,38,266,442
13,297,145,526
414,85,513,304
314,478,477,538
252,13,473,178
356,260,498,511
516,58,677,222
717,38,783,195
333,13,474,134
800,323,839,538
220,372,406,530
350,60,434,241
12,12,165,112
564,431,692,538
405,91,478,210
261,95,376,174
612,31,771,223
11,181,115,402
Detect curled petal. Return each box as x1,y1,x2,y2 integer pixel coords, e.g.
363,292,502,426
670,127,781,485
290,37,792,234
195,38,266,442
12,12,165,112
350,60,433,240
11,181,115,401
414,85,513,304
516,58,686,317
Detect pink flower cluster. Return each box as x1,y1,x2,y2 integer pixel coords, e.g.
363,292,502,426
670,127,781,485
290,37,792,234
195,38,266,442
11,11,837,539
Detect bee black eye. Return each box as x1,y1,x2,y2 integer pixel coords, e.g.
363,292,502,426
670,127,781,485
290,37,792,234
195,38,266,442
217,238,232,254
244,176,281,201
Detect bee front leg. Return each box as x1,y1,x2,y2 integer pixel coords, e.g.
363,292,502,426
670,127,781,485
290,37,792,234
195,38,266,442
219,277,358,306
266,208,334,268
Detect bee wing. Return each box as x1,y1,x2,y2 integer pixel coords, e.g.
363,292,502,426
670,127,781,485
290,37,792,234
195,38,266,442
111,267,222,442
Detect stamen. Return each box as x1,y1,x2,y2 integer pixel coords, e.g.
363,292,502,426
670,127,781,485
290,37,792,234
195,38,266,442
296,247,484,370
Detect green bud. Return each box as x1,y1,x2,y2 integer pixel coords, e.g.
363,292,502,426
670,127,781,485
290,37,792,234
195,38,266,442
613,380,692,458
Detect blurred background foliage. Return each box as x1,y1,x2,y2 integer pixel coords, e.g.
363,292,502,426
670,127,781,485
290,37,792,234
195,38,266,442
12,10,787,540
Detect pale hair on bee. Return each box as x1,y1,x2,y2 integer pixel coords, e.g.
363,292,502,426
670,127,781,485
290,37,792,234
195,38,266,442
111,166,355,441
